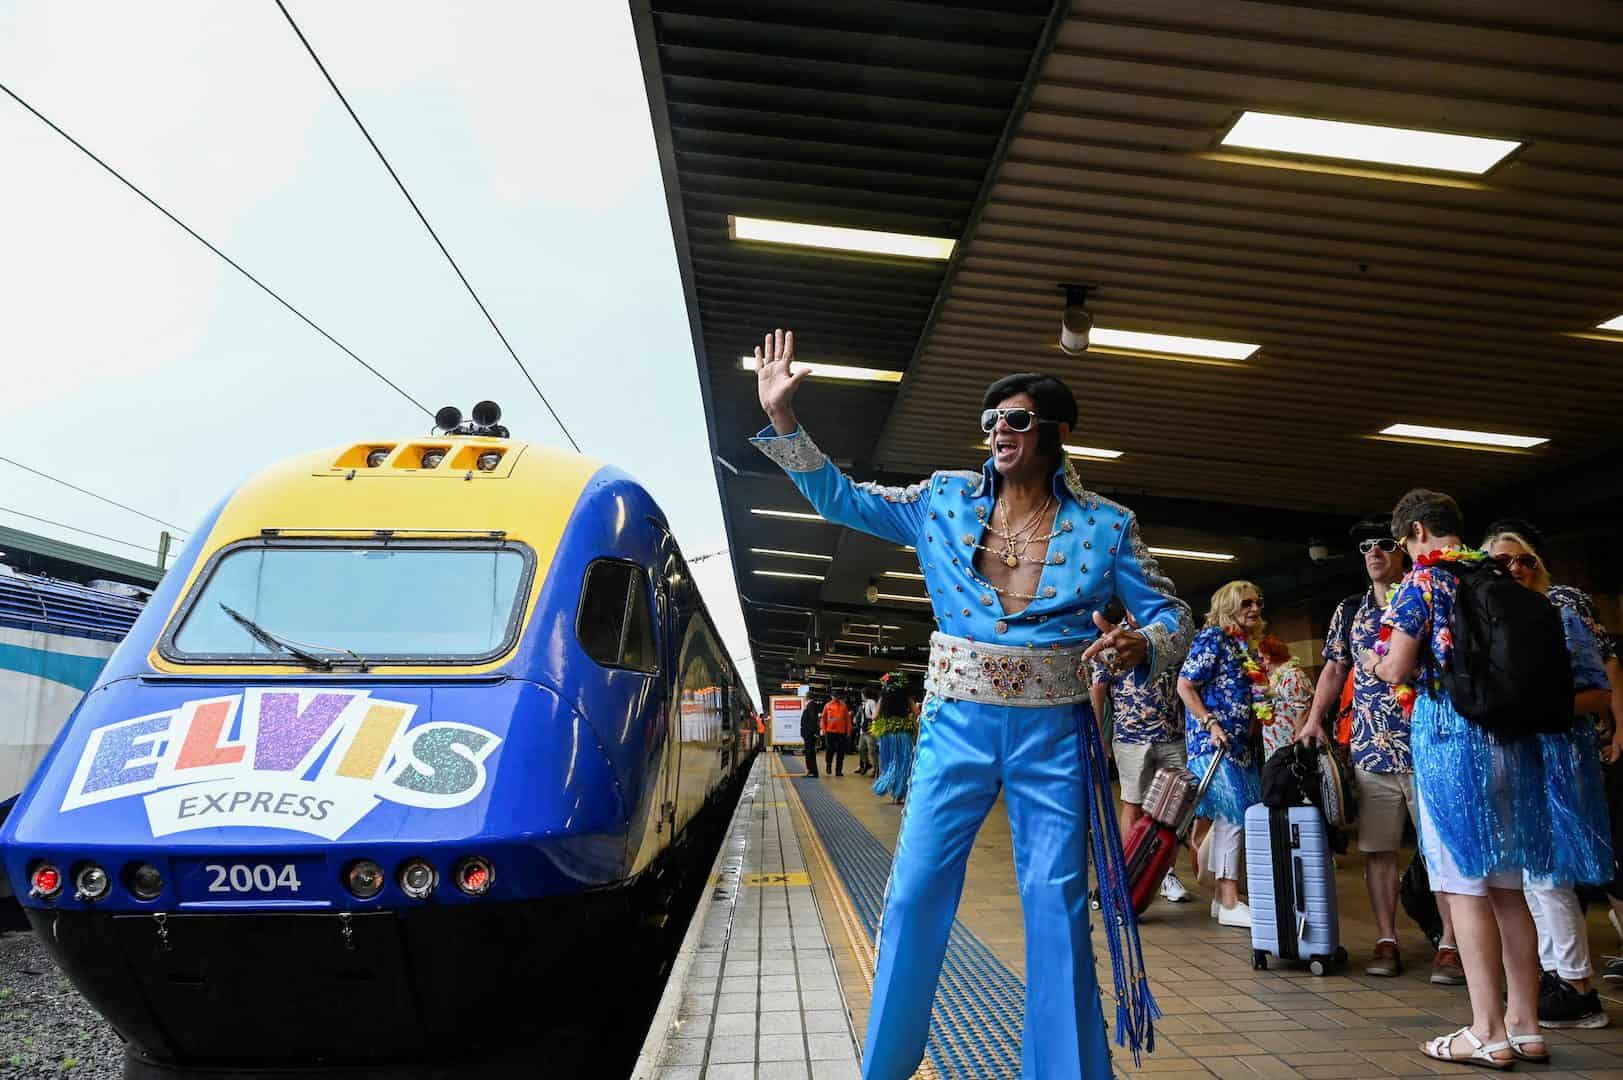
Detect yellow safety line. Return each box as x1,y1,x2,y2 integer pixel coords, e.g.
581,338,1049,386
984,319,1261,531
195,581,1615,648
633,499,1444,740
784,773,942,1080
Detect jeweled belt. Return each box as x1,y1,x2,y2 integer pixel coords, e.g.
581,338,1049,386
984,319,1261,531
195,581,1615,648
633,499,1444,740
924,631,1093,707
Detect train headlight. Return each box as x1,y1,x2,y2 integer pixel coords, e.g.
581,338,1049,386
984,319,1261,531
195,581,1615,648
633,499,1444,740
420,449,446,469
476,452,501,471
74,864,110,902
344,859,386,900
127,862,164,900
29,863,63,899
398,860,438,900
366,447,389,468
453,856,494,896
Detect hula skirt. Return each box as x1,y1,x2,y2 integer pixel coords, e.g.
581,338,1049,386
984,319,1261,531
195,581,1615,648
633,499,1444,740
873,731,915,800
1538,727,1614,886
1186,750,1260,825
1411,692,1554,881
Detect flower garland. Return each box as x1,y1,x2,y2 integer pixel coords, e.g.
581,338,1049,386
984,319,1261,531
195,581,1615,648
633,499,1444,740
870,714,919,738
1373,546,1488,714
1225,627,1274,724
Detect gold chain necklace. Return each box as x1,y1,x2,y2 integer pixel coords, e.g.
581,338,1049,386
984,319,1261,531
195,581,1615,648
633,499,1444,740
991,496,1052,568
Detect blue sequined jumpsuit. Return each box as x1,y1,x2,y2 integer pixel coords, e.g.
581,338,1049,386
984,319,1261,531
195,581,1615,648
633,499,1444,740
753,426,1194,1079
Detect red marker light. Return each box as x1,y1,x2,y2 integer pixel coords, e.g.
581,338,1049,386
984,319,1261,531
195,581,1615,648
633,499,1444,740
453,856,494,896
30,864,63,899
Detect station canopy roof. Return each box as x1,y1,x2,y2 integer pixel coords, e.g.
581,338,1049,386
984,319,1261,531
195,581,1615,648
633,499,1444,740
633,0,1623,688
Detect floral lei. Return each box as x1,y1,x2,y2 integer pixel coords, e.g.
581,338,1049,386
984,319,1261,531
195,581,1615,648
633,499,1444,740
1225,627,1274,724
1374,546,1489,715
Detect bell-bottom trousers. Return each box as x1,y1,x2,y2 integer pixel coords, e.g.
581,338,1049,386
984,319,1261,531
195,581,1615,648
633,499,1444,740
862,695,1109,1079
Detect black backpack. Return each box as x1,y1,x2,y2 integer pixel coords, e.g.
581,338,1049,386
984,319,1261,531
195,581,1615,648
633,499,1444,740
1429,560,1573,741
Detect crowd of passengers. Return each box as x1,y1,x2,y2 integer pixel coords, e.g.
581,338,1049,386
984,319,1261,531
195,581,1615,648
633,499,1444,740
1098,489,1621,1068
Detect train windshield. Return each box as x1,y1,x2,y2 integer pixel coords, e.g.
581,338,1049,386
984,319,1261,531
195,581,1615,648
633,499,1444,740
167,543,531,664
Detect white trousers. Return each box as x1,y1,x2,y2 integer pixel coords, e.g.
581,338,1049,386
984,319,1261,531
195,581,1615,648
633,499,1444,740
1524,877,1592,981
1207,817,1246,881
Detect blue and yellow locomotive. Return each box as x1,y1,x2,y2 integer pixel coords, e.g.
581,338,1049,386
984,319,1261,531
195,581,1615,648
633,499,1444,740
0,408,760,1073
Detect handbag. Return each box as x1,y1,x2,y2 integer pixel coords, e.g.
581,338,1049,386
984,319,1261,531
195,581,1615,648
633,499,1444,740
1261,742,1356,830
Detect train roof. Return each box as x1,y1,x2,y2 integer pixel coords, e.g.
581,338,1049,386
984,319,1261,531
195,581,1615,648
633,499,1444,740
0,566,146,641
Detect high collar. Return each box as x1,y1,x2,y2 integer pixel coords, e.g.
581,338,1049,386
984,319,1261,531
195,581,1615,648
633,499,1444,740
978,454,1085,503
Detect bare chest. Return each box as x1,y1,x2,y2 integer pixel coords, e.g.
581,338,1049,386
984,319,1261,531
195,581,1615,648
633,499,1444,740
972,502,1057,615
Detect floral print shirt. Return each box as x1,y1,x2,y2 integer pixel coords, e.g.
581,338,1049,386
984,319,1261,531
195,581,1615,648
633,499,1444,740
1093,662,1181,744
1383,559,1465,681
1180,625,1258,767
1325,590,1412,773
1263,659,1312,759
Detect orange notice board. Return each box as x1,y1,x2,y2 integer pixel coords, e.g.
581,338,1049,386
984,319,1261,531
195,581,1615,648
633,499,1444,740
769,695,805,747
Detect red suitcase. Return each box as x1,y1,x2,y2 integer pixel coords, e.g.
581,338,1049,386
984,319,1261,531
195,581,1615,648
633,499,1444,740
1122,749,1226,914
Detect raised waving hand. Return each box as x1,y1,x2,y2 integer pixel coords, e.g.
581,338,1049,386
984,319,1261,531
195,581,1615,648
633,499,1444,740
756,328,805,435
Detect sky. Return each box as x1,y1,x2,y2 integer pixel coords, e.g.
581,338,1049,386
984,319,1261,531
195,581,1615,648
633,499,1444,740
0,1,761,704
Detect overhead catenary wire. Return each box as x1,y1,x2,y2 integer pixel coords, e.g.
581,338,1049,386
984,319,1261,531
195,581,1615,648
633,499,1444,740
0,81,434,421
0,506,160,555
0,454,190,536
273,0,581,453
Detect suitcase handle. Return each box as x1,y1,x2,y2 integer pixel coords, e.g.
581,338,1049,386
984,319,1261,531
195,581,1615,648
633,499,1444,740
1293,858,1306,914
1173,746,1228,840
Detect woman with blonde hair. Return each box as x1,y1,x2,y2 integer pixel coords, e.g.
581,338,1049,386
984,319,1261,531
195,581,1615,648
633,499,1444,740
1178,580,1269,927
1483,519,1615,1031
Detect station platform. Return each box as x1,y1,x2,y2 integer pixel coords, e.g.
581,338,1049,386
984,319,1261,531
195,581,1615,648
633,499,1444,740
639,750,1623,1080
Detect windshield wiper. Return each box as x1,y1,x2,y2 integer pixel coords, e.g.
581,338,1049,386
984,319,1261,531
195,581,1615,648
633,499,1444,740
219,604,370,671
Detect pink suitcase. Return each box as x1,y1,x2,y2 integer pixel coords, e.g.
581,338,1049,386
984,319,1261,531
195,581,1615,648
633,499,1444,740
1142,764,1199,827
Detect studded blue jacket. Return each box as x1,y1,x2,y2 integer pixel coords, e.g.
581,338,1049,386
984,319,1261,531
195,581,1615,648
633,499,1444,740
751,426,1195,681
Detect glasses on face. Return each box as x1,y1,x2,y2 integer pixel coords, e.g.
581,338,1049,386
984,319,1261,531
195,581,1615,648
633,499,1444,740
980,407,1051,433
1358,538,1400,554
1240,597,1265,611
1493,553,1539,571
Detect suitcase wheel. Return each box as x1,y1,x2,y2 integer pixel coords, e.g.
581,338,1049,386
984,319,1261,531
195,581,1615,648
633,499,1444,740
1089,889,1101,911
1251,949,1267,971
1309,957,1328,977
1335,946,1348,964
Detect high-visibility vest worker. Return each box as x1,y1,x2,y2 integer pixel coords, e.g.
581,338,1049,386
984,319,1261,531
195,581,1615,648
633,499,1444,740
820,698,852,736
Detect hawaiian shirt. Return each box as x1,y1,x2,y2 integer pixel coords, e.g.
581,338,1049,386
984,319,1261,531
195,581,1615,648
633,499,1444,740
750,426,1195,679
1180,626,1257,767
1092,662,1181,744
1263,659,1312,759
1550,585,1618,663
1325,590,1412,773
1550,584,1616,742
1383,557,1469,685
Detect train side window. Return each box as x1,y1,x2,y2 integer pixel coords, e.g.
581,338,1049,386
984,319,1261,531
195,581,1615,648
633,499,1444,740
577,559,657,674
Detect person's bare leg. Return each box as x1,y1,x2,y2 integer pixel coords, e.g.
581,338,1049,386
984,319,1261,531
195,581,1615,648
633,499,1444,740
1489,886,1545,1055
1217,878,1240,907
1191,818,1211,877
1366,851,1398,941
1438,890,1458,949
1439,891,1513,1063
1119,800,1142,841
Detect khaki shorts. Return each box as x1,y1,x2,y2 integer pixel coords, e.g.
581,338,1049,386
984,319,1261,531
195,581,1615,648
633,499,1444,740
1357,767,1417,853
1115,739,1188,805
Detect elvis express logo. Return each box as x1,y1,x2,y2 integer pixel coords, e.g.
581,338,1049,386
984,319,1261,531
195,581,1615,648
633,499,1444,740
60,689,500,840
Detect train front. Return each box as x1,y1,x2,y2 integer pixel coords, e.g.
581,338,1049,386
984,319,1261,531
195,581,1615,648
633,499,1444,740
0,427,654,1073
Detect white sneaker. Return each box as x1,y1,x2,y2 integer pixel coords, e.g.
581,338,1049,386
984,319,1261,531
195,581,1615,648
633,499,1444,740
1217,901,1253,929
1160,871,1191,903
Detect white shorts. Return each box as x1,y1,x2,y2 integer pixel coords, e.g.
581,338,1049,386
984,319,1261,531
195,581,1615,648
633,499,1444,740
1417,777,1521,896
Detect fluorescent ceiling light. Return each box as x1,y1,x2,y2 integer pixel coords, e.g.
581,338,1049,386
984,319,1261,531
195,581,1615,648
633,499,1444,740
1379,423,1548,449
1091,328,1259,361
900,546,915,553
882,570,925,581
847,623,902,631
1149,546,1236,563
730,215,955,260
1597,314,1623,333
750,547,832,562
751,508,824,522
1220,112,1520,175
981,437,1123,460
753,569,826,581
739,356,903,384
877,592,931,604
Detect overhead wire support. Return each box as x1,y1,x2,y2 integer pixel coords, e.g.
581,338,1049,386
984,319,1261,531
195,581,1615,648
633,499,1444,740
0,81,434,422
0,454,190,536
273,0,581,453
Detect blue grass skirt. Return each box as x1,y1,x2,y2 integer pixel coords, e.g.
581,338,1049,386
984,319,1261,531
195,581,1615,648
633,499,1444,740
1537,727,1614,886
872,731,915,800
1411,692,1554,881
1186,750,1261,825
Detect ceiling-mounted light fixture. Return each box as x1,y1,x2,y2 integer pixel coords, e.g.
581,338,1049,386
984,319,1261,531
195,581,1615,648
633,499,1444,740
1058,283,1094,355
739,357,903,384
1219,112,1521,175
730,215,955,260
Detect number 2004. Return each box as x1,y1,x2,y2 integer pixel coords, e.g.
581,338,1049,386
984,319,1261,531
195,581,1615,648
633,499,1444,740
205,863,301,893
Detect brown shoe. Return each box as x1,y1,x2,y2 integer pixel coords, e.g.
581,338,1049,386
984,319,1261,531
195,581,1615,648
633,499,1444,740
1366,940,1403,977
1431,945,1466,985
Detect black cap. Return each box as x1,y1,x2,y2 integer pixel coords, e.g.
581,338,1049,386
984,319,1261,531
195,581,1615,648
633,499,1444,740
1483,516,1548,557
1348,514,1390,541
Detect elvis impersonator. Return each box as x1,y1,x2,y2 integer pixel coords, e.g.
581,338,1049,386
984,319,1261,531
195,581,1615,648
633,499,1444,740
750,329,1194,1078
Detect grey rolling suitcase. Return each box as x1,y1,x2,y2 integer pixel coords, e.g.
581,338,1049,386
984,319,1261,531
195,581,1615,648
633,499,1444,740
1244,803,1347,975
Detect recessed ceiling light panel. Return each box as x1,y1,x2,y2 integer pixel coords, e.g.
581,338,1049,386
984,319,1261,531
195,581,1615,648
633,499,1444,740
1220,111,1520,175
750,547,833,562
730,215,955,260
881,570,925,581
1379,423,1547,449
876,593,931,604
1148,546,1236,563
739,357,903,384
1597,314,1623,333
1091,328,1260,361
750,508,825,522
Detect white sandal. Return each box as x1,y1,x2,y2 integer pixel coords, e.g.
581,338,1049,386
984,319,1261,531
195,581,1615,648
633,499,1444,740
1507,1031,1548,1064
1420,1027,1514,1070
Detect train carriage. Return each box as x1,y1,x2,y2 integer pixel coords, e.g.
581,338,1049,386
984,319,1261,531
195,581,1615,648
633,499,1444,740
0,419,760,1074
